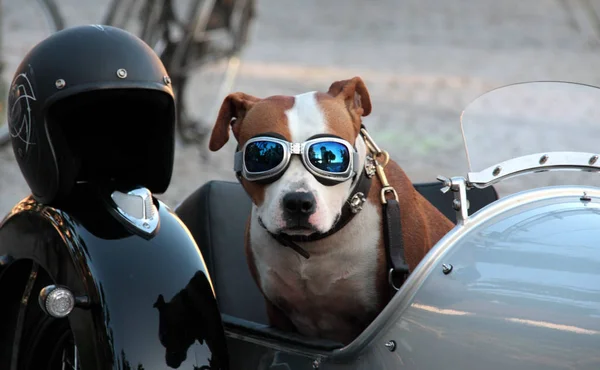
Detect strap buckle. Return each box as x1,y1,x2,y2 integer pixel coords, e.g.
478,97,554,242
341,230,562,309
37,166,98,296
363,130,399,205
381,186,399,204
388,266,410,291
361,128,383,157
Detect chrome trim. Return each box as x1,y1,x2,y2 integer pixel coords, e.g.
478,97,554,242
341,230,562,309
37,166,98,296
239,136,291,182
452,176,469,223
467,151,600,189
436,175,471,222
326,185,600,361
302,137,356,182
223,329,332,359
110,187,159,237
290,142,302,154
73,343,79,370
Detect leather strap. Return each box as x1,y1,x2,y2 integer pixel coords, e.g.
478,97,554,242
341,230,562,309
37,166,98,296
383,198,409,297
271,234,311,259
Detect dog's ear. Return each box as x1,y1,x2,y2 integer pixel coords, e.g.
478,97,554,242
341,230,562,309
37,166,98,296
327,76,372,119
209,92,262,151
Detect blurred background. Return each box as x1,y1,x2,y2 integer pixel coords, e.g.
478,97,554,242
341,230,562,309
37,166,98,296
1,0,600,215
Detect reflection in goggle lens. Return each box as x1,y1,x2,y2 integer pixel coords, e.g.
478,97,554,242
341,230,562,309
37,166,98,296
244,141,285,172
308,141,350,173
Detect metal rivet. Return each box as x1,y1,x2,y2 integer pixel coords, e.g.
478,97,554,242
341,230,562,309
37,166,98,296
350,192,366,214
452,199,461,211
116,68,128,79
590,155,599,165
442,263,453,275
55,79,66,89
539,154,549,165
492,166,501,176
385,340,396,352
365,155,377,178
163,75,171,85
312,358,321,369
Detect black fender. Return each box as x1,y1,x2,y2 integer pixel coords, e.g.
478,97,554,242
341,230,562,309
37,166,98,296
0,187,229,370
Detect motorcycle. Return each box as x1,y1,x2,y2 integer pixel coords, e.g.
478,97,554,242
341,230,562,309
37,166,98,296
2,80,599,370
0,180,230,369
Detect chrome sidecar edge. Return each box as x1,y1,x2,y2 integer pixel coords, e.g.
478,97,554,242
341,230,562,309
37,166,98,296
332,185,600,369
224,185,600,369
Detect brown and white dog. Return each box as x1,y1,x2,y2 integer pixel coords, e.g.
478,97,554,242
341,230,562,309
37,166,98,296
208,77,454,345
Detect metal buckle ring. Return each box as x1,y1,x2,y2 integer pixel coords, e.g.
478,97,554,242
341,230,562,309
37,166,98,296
380,186,399,204
360,128,383,157
388,268,401,291
374,150,390,167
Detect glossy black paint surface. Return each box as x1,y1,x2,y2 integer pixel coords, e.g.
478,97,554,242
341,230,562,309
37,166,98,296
0,185,229,369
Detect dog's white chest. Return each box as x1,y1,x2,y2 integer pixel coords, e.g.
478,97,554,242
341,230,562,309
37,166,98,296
250,201,381,342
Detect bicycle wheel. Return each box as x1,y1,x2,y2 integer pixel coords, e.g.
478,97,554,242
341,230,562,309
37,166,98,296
169,0,256,150
103,0,168,50
102,0,255,150
0,0,65,149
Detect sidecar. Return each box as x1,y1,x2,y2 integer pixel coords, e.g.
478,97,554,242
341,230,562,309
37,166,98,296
174,81,600,370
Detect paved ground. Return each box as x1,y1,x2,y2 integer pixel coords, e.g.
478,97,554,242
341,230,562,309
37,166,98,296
2,0,600,215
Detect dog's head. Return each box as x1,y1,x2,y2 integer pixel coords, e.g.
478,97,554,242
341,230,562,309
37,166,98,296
209,77,372,236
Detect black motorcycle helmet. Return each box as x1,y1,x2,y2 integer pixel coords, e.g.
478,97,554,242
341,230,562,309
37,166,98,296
7,25,176,205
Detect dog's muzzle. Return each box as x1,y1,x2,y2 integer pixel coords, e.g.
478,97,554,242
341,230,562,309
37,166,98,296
280,190,318,232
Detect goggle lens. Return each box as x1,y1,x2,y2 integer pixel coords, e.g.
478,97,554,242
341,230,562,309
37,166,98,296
307,141,350,173
244,140,285,173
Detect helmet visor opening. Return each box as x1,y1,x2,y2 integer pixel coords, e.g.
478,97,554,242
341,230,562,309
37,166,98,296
46,88,175,190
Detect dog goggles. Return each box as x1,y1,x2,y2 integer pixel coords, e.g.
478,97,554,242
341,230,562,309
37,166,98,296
234,135,359,185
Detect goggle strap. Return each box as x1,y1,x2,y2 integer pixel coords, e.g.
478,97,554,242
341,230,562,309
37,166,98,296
353,152,359,170
234,151,244,173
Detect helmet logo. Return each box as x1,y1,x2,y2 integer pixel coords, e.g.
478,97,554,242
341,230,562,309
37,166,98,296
8,72,37,153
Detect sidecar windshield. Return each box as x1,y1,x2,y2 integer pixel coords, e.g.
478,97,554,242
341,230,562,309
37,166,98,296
460,81,600,193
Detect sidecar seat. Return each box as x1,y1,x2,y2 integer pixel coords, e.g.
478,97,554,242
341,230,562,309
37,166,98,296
175,180,498,346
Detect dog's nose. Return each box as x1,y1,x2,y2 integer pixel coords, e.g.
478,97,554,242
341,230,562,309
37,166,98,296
283,192,316,215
